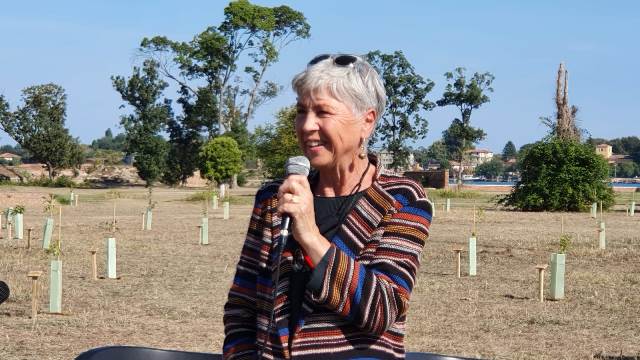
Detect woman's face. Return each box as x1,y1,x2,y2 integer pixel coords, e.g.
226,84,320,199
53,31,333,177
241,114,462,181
295,89,371,171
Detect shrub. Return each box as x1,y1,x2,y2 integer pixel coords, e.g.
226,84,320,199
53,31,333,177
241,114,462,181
53,175,75,188
237,172,247,187
184,191,216,202
500,139,615,211
431,189,480,199
53,194,71,205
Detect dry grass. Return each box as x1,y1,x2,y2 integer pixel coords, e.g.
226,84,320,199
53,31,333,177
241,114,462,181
0,186,639,359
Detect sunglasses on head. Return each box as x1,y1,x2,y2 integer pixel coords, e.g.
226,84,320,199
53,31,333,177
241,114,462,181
308,54,360,67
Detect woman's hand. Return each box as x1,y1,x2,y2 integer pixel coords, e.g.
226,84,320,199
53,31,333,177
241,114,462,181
277,175,330,265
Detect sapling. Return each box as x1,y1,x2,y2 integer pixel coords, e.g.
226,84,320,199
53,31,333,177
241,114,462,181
11,205,25,239
45,206,63,313
558,233,571,254
42,195,56,249
550,232,570,300
200,199,209,245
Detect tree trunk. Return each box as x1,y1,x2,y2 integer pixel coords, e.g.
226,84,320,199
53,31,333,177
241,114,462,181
47,163,54,180
230,174,238,189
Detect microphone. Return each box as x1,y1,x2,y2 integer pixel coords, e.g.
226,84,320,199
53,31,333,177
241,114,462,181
280,156,310,245
261,156,310,357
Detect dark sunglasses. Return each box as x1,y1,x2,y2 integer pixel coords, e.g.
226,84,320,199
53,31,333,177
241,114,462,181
308,54,360,67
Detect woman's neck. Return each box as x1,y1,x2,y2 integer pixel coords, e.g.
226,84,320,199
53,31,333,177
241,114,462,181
314,157,374,197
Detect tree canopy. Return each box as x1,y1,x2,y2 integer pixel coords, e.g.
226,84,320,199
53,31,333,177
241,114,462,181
254,106,301,179
502,141,517,160
136,1,309,184
199,136,243,184
0,84,83,178
475,157,505,180
91,128,126,151
112,60,172,186
437,67,494,182
366,50,435,169
500,139,614,211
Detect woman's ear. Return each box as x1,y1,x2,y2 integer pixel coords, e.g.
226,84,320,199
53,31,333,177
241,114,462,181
361,109,377,139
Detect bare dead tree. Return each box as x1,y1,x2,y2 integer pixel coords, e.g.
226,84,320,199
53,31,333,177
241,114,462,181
555,63,581,141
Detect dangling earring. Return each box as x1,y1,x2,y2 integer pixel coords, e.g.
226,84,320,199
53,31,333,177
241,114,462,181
358,140,367,159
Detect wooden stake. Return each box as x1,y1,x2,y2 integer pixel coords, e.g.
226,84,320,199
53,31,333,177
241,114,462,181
141,212,145,231
535,264,548,302
58,206,62,249
561,215,564,235
453,247,464,278
27,271,43,321
89,250,97,280
27,228,33,249
599,201,603,221
112,200,117,233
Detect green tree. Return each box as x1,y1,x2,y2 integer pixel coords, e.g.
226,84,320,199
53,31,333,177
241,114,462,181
500,139,614,211
112,60,172,186
614,162,639,178
366,50,435,170
138,1,309,183
0,84,83,178
475,157,504,180
502,140,517,160
91,128,126,151
199,136,243,185
254,106,302,179
437,67,494,184
424,140,450,169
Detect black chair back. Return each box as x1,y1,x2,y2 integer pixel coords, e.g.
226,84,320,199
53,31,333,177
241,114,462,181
74,346,479,360
74,346,221,360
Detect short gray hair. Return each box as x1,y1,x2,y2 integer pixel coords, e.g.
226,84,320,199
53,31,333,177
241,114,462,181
292,55,387,122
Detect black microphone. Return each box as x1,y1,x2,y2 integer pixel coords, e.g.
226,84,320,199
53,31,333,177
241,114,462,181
280,156,311,245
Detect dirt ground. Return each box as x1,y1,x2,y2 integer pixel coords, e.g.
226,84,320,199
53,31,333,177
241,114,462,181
0,186,638,360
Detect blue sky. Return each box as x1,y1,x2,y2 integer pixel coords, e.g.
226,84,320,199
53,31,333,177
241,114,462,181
1,1,638,153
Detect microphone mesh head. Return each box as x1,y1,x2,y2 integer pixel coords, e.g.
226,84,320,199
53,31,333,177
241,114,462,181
285,156,310,176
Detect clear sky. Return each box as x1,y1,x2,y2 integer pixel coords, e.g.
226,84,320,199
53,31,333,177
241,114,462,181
1,0,638,153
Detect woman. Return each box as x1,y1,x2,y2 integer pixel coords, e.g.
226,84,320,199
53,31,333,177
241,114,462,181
223,54,432,359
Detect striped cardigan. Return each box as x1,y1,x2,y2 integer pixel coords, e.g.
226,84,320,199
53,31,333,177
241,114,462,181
223,162,432,359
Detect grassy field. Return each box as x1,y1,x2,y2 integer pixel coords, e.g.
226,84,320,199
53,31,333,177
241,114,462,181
0,186,639,359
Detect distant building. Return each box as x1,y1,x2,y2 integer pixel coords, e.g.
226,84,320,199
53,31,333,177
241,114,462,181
464,148,494,166
0,152,21,162
608,154,632,165
596,144,612,159
376,150,415,171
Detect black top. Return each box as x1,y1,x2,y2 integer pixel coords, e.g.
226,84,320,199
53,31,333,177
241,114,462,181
287,191,366,349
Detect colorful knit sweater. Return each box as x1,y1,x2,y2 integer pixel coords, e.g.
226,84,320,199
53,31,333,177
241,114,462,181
223,163,432,359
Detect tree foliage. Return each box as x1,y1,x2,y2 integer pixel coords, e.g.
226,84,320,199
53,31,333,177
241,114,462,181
91,128,126,151
502,140,517,160
0,84,83,178
199,136,243,184
437,67,494,182
254,106,301,179
137,1,309,184
112,60,172,186
500,139,614,211
475,157,504,180
365,50,435,170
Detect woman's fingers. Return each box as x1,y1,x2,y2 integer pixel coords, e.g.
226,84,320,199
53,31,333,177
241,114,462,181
277,176,312,218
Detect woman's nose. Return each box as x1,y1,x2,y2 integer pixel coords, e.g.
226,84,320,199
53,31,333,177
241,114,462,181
297,113,320,133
